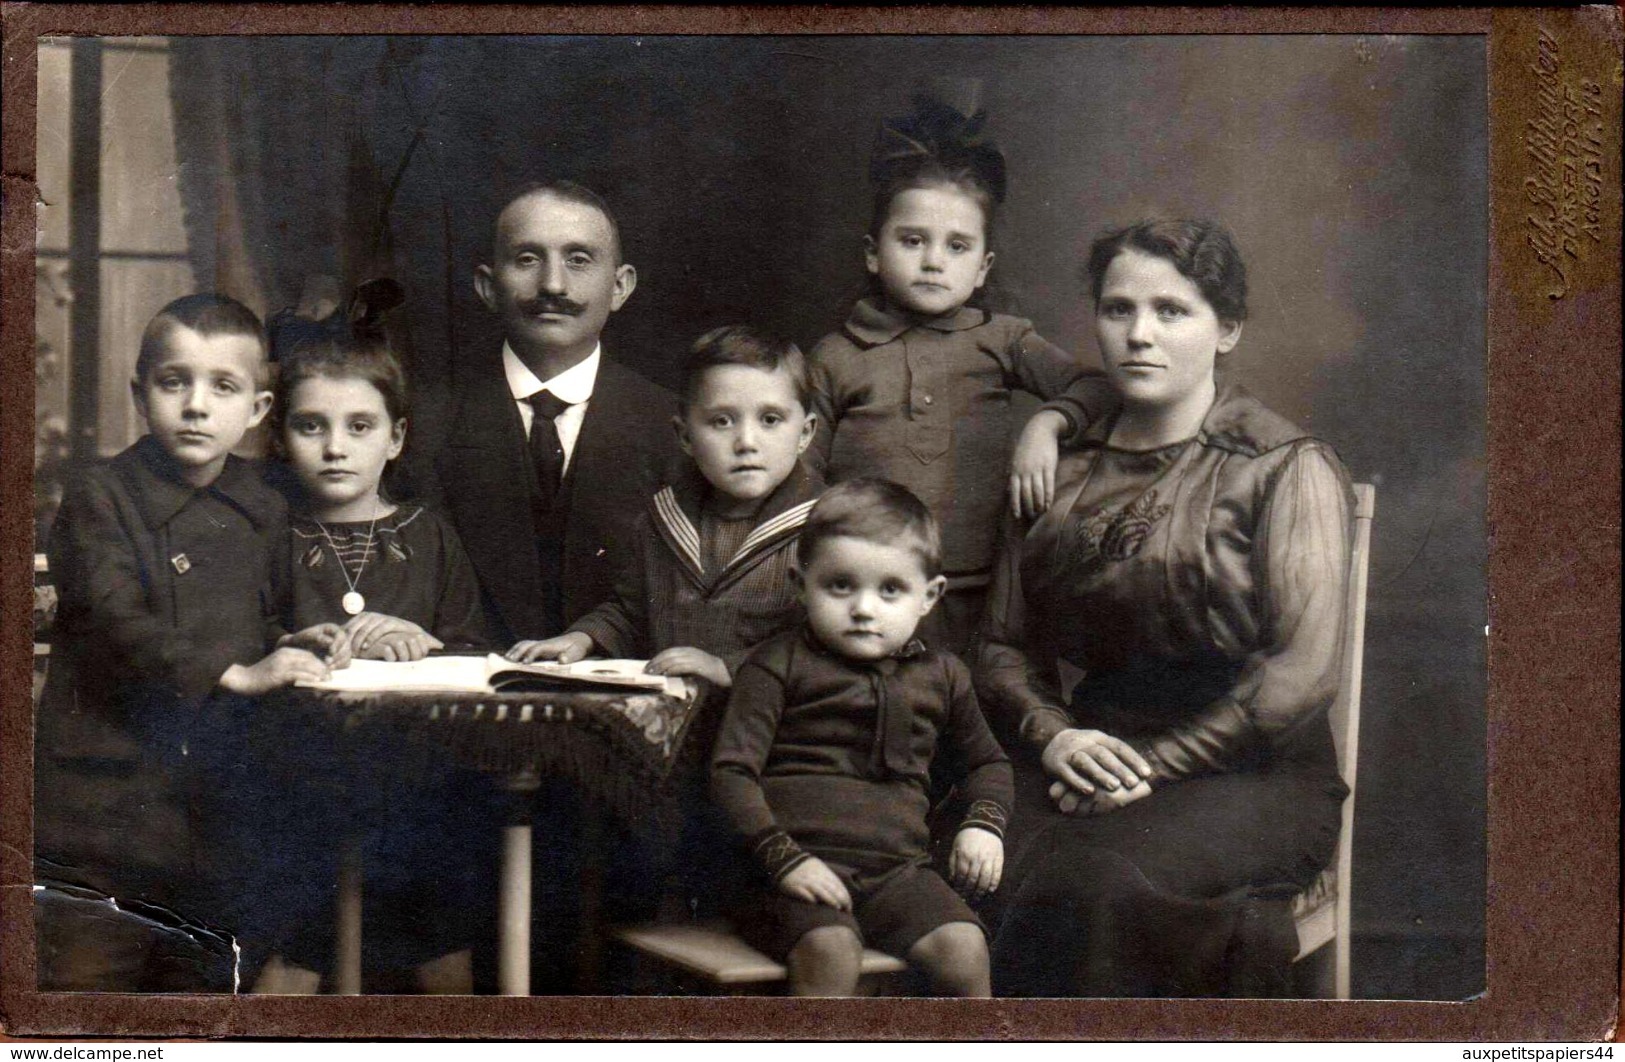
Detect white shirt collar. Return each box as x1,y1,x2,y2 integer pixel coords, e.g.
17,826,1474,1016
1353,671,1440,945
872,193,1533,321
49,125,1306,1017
502,342,601,405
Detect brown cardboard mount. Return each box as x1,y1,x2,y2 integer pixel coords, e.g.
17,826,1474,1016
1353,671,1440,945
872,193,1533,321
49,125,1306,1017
0,4,1619,1042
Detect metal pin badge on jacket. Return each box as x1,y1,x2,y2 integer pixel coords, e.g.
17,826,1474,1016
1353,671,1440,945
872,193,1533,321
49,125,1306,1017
171,553,191,574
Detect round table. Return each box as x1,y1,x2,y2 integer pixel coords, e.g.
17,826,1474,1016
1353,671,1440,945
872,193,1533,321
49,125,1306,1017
285,677,699,995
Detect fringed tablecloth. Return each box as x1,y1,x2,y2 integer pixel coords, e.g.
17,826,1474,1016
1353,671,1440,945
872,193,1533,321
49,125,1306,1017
280,681,699,833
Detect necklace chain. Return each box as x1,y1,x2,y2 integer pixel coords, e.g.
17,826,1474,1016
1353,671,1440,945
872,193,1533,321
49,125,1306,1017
314,500,381,604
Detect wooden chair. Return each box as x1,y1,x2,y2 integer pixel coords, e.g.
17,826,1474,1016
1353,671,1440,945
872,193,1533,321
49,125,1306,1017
1290,482,1376,999
612,919,908,995
613,485,1376,997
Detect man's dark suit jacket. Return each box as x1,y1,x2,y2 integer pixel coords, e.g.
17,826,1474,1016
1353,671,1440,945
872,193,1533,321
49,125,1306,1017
430,356,680,646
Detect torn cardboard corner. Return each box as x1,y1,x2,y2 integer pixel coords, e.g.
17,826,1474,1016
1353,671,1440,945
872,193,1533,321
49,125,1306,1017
32,879,241,993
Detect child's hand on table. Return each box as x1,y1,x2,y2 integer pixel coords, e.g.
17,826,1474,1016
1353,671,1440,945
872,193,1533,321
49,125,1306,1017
645,646,731,688
1009,407,1071,519
949,826,1004,900
779,856,852,911
220,647,330,695
344,613,443,661
366,629,442,662
506,631,594,664
280,623,354,669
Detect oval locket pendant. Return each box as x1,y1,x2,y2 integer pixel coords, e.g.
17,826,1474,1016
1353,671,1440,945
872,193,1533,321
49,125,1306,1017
342,591,366,615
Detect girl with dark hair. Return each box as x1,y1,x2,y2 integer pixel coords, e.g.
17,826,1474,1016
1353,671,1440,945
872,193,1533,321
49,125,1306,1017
807,82,1113,654
250,292,494,994
272,337,484,658
976,219,1354,997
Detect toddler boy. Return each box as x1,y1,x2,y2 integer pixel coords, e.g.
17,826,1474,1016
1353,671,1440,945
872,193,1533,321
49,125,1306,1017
711,478,1012,996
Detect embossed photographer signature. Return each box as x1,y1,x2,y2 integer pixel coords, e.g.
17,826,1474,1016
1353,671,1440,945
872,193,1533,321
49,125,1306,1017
1523,25,1608,300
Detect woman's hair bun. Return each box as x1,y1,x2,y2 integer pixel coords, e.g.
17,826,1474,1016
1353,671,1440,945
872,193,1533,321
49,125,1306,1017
870,78,1007,204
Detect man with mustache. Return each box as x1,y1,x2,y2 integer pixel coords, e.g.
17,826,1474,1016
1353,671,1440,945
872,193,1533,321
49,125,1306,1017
435,181,679,645
421,182,680,994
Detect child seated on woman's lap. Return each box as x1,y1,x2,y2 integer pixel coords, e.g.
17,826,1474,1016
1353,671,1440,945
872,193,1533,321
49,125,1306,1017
711,479,1013,997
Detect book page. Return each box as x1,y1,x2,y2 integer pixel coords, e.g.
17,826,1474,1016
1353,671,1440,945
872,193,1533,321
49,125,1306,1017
489,654,684,696
296,654,494,693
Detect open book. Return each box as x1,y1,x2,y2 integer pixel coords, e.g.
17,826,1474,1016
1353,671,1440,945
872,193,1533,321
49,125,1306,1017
297,653,686,697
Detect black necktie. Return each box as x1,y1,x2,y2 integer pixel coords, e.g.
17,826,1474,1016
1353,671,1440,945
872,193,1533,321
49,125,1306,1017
527,390,571,507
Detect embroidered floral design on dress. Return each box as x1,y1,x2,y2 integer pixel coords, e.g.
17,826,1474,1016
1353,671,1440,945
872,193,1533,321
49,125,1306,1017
1068,489,1172,572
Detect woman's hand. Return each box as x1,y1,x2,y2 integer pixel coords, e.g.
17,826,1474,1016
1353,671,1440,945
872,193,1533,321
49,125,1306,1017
506,631,594,664
1049,777,1153,816
1010,409,1070,519
1041,727,1155,796
344,612,442,659
645,646,731,688
949,826,1005,900
778,857,852,911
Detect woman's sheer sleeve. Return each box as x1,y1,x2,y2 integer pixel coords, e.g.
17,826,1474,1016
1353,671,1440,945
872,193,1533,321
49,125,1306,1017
1136,442,1354,784
973,513,1075,754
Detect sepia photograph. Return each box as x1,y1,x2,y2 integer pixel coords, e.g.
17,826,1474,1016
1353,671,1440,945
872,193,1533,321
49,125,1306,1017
2,4,1618,1043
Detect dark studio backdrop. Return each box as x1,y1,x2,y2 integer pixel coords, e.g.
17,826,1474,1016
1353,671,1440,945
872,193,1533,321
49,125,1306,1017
160,34,1486,1000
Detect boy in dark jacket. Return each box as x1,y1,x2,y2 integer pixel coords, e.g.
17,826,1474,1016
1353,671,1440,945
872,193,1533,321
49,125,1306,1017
35,294,336,990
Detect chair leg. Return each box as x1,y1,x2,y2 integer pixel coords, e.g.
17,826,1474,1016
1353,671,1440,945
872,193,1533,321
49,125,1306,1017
333,842,364,995
1333,930,1351,999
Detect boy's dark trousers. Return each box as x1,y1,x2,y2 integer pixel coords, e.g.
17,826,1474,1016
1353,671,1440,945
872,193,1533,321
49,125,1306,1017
33,692,247,992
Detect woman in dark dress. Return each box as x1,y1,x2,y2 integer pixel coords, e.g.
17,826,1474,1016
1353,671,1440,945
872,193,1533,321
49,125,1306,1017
975,219,1353,997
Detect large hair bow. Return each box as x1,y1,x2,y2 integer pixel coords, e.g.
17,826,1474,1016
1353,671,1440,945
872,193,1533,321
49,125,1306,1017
267,276,405,361
870,78,1007,204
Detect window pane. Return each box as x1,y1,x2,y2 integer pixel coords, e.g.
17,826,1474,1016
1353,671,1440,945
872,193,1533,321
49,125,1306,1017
100,39,190,256
36,41,71,252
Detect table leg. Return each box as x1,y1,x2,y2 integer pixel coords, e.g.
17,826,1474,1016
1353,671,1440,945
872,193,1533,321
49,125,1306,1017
333,841,363,995
498,821,532,996
498,768,542,996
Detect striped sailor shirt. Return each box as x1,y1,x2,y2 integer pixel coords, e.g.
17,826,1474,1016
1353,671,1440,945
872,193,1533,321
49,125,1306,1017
567,459,824,678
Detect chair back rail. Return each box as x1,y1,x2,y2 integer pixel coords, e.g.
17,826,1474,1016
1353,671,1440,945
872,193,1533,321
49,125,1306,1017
1328,483,1375,998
